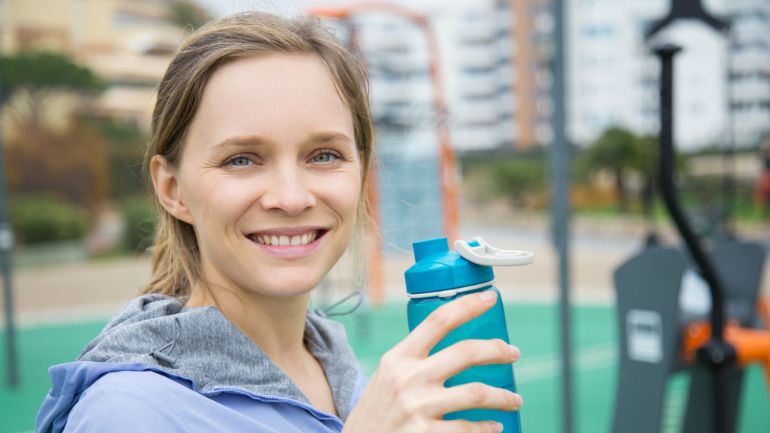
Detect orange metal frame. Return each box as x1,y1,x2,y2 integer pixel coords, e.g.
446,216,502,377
309,3,461,306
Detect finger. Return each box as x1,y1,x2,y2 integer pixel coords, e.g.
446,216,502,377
422,339,520,381
430,382,522,415
431,419,504,433
397,290,498,357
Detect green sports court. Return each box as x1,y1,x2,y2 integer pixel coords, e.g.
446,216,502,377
2,302,767,433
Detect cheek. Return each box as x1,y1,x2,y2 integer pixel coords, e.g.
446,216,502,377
182,175,252,230
321,172,362,225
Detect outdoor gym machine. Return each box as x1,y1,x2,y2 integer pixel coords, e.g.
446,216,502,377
612,2,770,433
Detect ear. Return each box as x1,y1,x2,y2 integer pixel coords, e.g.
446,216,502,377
150,155,194,225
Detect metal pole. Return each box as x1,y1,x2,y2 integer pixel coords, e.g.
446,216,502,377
0,87,19,387
550,1,573,432
655,44,734,433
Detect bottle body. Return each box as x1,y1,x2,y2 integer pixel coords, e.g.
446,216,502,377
407,285,521,433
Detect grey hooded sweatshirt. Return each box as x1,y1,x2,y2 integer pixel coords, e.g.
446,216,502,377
36,294,367,433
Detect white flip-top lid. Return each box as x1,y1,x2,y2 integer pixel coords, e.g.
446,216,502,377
454,236,534,267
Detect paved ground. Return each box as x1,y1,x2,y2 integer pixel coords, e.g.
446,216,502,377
2,219,768,325
2,304,768,433
0,218,768,433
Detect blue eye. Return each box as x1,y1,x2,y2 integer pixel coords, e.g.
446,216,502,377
226,156,252,167
311,151,340,163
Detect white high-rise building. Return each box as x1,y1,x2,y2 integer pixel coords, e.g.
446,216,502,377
339,0,515,153
318,0,517,251
725,0,770,146
568,0,770,148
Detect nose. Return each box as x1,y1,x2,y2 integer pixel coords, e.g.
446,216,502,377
258,163,316,216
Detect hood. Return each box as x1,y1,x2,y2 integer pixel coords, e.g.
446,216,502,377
36,294,362,433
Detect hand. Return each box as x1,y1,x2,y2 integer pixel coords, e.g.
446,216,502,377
342,290,522,433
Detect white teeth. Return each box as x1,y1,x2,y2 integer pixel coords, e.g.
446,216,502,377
252,230,320,246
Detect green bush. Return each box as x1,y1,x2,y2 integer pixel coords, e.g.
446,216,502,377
122,197,157,253
10,195,88,244
485,159,546,209
461,151,547,209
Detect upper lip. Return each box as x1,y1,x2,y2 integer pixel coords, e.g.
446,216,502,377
247,226,327,237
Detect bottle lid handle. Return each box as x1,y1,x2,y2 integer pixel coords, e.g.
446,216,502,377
454,236,534,267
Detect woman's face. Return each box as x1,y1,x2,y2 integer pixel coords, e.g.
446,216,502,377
155,54,362,299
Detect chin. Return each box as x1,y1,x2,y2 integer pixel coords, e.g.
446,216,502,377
256,268,325,298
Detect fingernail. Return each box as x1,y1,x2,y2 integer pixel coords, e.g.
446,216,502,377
492,422,504,433
509,344,521,358
479,290,496,303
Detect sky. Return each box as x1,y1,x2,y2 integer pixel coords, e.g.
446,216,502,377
195,0,321,17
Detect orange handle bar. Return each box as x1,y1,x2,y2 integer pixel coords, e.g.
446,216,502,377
683,321,770,394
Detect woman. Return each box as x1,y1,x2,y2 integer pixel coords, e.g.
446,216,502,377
36,12,522,433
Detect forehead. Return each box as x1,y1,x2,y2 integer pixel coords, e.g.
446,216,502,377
184,53,354,155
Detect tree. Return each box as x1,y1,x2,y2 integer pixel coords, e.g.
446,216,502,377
581,127,640,212
0,52,108,210
6,116,109,210
633,134,659,218
96,119,148,200
166,1,213,31
0,51,104,129
489,157,546,209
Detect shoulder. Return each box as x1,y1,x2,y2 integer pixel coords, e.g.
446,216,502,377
64,371,193,433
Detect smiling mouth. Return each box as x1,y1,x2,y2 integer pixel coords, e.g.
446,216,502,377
247,229,327,247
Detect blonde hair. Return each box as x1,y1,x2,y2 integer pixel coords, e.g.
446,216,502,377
142,12,373,297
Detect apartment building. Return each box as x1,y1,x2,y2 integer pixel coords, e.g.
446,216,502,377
0,0,186,130
568,0,769,148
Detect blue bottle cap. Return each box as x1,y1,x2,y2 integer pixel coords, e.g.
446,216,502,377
405,237,495,295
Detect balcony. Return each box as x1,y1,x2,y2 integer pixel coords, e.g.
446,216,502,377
734,18,770,45
370,80,433,105
731,48,770,73
496,11,513,35
459,78,500,99
497,92,516,115
453,126,504,151
454,99,503,125
725,0,770,16
731,79,770,102
362,32,418,55
497,63,516,81
456,19,499,44
457,44,499,70
367,52,430,77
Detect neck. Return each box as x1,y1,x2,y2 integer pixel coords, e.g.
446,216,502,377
185,281,311,361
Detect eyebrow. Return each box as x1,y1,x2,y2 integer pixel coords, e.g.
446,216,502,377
213,135,269,150
212,131,353,150
310,131,353,144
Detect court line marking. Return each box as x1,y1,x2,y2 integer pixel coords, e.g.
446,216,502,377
516,342,616,385
357,341,618,383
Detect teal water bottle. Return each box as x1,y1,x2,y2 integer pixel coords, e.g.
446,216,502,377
405,236,533,433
